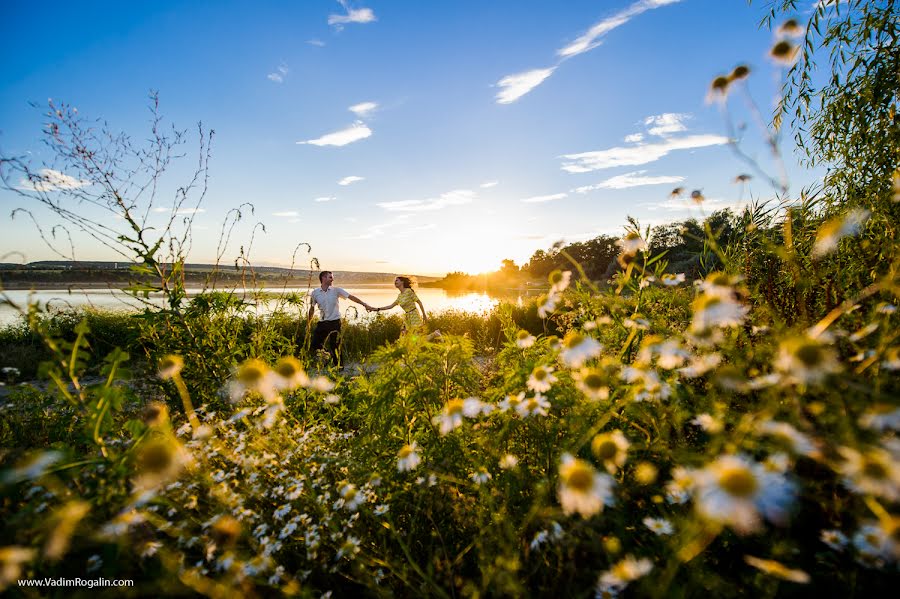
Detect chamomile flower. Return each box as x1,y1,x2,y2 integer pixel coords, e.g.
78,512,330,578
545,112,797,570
755,421,819,458
591,431,630,474
308,375,335,393
228,359,278,403
690,294,749,332
638,336,690,370
397,443,421,472
811,209,870,258
158,355,184,380
433,397,488,435
557,453,615,518
859,405,900,432
853,519,900,564
336,536,360,561
272,356,309,390
774,334,842,386
597,555,653,595
574,367,610,401
527,365,557,393
820,529,849,551
338,483,365,511
515,330,536,348
499,454,519,469
499,392,525,413
470,468,492,485
693,454,796,534
836,446,900,502
617,232,647,257
559,330,602,368
549,270,572,293
678,353,722,378
643,517,674,536
665,467,695,504
620,366,671,402
691,413,724,434
516,393,551,418
537,293,558,318
660,273,686,286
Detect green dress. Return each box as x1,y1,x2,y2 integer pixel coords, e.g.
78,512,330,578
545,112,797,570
397,288,423,329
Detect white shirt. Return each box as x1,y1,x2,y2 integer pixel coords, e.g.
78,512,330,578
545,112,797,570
310,286,350,321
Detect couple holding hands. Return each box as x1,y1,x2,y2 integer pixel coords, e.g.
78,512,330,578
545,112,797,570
307,271,430,365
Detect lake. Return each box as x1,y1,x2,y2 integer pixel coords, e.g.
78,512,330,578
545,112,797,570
0,284,535,327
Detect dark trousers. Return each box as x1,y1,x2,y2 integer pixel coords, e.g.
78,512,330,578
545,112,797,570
311,319,342,366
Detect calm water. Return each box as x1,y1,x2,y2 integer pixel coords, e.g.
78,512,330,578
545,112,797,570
0,285,529,327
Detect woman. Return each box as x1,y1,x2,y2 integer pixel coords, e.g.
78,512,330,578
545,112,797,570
370,276,429,334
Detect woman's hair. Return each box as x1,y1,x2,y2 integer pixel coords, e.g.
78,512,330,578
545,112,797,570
396,275,413,289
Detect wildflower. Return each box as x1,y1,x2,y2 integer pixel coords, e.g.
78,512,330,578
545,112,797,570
677,353,722,379
755,421,819,458
336,536,360,561
559,330,602,368
690,189,704,203
516,393,551,418
44,500,90,561
670,186,685,198
660,272,686,286
515,330,536,348
574,367,610,401
228,358,278,403
770,40,799,64
634,462,658,485
527,365,557,393
620,365,671,402
852,518,900,564
537,293,557,318
707,75,731,103
273,504,292,520
470,468,492,485
499,392,525,413
643,517,674,536
323,393,341,405
690,294,748,332
133,438,194,493
623,315,650,330
638,336,690,370
590,431,630,474
597,555,653,596
777,18,804,38
691,413,723,434
733,173,752,183
397,443,421,472
499,454,519,469
272,356,309,390
744,555,810,583
308,375,335,393
549,269,572,293
820,529,849,551
774,334,841,386
158,354,184,380
557,453,615,518
812,209,870,258
374,504,389,516
666,467,695,504
836,446,900,502
859,405,900,432
433,397,488,435
339,483,365,511
693,454,796,534
616,232,646,266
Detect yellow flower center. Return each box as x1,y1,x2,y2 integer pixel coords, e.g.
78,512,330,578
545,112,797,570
794,342,823,367
274,357,302,378
564,332,584,348
718,465,758,497
583,372,604,389
592,438,618,461
398,445,414,459
549,271,563,285
862,458,888,480
564,461,594,492
237,359,268,384
446,399,464,416
138,442,174,473
507,395,521,406
533,368,547,381
516,330,530,341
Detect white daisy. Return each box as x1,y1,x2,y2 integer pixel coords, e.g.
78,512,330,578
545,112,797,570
397,443,421,472
574,367,610,401
515,393,551,418
338,483,365,511
597,555,653,595
470,468,492,485
774,334,842,386
590,431,630,474
557,453,615,518
549,270,572,293
498,392,525,413
836,446,900,502
811,208,870,258
515,330,536,348
755,421,819,457
559,331,602,368
643,517,674,536
527,365,557,393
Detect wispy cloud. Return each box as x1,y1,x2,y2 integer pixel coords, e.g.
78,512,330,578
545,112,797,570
314,196,337,202
297,121,372,147
306,39,326,47
328,1,376,27
349,215,410,240
643,196,747,213
348,101,377,117
558,0,682,58
267,63,289,83
495,67,556,104
494,0,681,104
560,134,729,173
624,133,644,143
273,211,299,217
338,175,365,186
19,168,90,192
520,192,568,204
378,189,476,212
644,113,689,136
480,180,500,188
572,171,685,192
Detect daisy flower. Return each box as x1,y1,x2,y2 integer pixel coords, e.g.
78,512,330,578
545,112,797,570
499,454,519,469
498,392,525,413
617,232,647,256
574,367,610,401
527,365,557,393
660,273,686,286
228,358,279,403
858,405,900,432
690,294,748,332
470,468,492,485
643,517,674,536
338,483,365,511
852,518,900,564
665,467,694,505
820,529,849,551
537,293,558,318
516,393,551,418
811,209,870,258
597,555,653,596
678,353,722,378
755,421,819,458
691,413,724,434
693,454,796,534
397,443,421,472
836,446,900,502
559,330,602,368
549,270,572,293
557,453,615,518
591,431,630,474
272,356,310,391
774,334,841,386
432,397,489,435
515,330,536,348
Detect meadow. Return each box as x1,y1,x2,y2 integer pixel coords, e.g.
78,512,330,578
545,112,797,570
1,2,898,596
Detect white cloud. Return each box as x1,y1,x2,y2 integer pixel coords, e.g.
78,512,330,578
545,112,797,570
624,133,644,143
644,113,689,136
480,180,500,188
349,101,377,117
495,67,556,104
378,189,476,212
349,215,410,240
559,134,729,173
314,196,337,202
307,39,326,47
328,1,376,26
520,192,568,204
297,121,372,147
558,0,683,58
572,171,685,192
338,175,365,186
273,211,299,217
267,64,289,83
643,196,747,213
19,168,90,192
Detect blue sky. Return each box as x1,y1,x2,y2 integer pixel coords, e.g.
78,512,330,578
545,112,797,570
0,0,821,276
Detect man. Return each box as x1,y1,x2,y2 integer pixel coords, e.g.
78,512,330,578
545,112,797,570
307,271,372,366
